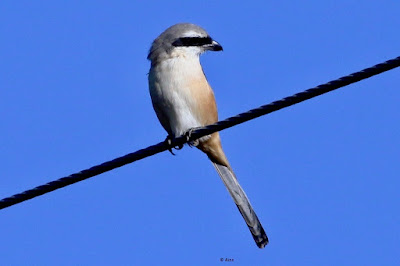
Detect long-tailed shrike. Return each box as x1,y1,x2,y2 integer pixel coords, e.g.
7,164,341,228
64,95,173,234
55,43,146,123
147,23,268,248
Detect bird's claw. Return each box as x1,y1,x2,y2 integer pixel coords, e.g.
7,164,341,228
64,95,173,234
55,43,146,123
185,127,199,147
164,135,183,156
165,128,200,155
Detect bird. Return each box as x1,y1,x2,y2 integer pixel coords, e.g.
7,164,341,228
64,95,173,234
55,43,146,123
147,23,268,248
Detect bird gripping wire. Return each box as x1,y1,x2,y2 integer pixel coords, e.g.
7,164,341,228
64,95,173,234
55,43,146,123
1,56,399,210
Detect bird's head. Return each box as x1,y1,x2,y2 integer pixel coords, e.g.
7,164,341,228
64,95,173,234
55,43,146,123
148,23,222,64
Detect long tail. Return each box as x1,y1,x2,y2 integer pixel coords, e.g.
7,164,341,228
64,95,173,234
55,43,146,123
212,162,269,248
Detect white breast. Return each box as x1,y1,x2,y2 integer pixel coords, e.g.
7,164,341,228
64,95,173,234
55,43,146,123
148,56,205,137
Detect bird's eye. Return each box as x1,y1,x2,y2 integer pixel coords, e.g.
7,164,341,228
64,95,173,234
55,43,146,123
172,37,213,47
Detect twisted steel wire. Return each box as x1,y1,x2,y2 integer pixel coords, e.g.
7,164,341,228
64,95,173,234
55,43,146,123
1,56,399,210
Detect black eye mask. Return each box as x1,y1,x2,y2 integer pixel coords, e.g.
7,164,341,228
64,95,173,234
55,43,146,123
172,36,213,47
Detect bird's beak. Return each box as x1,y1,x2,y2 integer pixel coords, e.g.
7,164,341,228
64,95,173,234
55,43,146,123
209,40,223,51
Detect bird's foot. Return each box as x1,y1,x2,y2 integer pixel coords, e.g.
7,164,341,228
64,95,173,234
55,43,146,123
164,135,183,155
185,127,200,147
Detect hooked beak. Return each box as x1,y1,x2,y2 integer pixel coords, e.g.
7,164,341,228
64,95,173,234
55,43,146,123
209,40,223,51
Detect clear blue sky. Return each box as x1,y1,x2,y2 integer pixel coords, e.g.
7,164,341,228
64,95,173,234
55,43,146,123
1,1,399,265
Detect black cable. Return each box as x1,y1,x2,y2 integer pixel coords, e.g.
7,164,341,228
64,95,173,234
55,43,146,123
1,56,399,210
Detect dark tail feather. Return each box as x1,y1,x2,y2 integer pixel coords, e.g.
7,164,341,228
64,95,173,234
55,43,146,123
212,162,268,248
